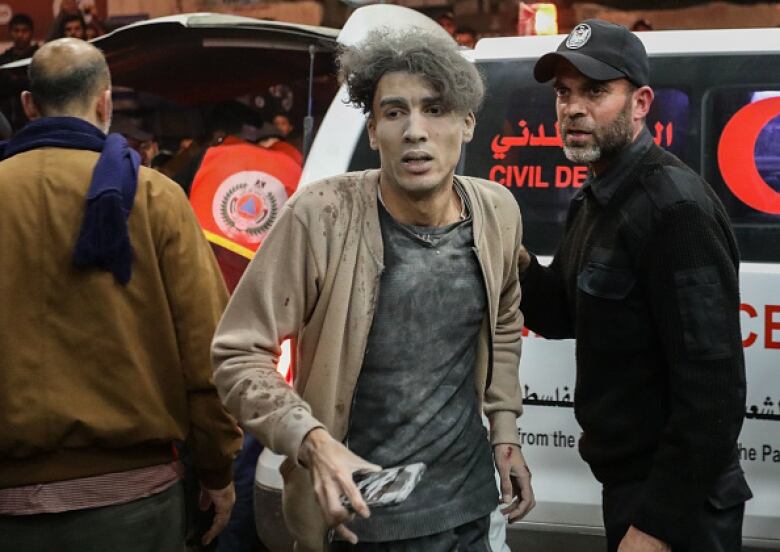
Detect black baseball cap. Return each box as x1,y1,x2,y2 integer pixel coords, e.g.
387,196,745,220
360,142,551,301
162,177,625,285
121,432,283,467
534,19,649,87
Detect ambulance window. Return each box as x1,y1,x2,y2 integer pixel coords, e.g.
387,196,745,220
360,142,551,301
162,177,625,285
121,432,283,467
467,60,581,255
704,89,780,262
647,89,689,161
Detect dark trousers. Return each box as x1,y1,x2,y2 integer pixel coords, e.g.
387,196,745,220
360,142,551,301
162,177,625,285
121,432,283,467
602,480,745,552
0,481,186,552
329,515,492,552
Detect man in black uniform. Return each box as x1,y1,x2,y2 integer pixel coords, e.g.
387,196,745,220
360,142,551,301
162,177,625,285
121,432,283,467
519,19,752,552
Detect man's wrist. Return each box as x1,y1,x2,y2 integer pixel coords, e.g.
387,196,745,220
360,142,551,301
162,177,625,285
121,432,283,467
489,411,523,447
493,442,522,453
298,427,330,467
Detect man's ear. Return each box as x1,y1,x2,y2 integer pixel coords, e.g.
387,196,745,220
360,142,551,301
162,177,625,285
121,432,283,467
633,85,653,121
462,111,476,144
367,115,378,151
20,91,40,120
96,89,112,130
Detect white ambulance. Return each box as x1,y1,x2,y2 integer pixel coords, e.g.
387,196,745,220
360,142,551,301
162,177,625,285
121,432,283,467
292,5,780,550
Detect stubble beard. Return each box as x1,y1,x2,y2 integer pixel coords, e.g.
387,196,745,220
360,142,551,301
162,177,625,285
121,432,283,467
561,97,634,165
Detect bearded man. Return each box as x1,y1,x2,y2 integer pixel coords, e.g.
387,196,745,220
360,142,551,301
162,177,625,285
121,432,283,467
518,19,752,552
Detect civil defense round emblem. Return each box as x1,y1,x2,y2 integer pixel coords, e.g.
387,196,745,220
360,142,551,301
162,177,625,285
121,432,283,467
566,23,591,49
212,170,289,244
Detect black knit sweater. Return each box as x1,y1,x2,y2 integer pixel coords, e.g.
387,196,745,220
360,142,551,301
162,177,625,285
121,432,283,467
521,130,748,548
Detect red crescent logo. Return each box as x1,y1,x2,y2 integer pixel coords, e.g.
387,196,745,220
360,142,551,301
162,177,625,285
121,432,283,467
717,97,780,215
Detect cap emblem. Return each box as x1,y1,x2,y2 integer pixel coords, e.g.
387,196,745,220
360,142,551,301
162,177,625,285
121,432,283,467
566,23,591,49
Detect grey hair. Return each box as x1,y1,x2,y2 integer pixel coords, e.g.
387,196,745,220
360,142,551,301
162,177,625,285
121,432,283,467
337,27,484,116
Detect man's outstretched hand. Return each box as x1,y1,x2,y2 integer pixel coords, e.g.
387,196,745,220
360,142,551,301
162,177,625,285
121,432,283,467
299,428,381,544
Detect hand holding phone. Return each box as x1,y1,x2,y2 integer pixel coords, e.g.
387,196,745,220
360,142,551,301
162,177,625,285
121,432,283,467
341,462,426,512
298,429,381,544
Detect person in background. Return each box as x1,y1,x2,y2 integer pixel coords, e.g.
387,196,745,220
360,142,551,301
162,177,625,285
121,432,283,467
434,10,457,37
212,27,534,552
82,0,107,38
520,19,751,552
159,135,202,190
59,13,87,40
272,112,294,138
47,0,82,41
631,18,653,31
151,149,174,170
0,38,242,552
272,111,305,154
0,14,38,65
110,116,159,167
188,102,300,213
259,118,303,166
85,20,103,40
455,26,478,49
186,103,302,552
186,101,301,290
0,14,39,131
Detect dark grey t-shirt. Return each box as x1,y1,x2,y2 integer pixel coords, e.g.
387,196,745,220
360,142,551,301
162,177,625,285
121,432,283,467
345,191,498,541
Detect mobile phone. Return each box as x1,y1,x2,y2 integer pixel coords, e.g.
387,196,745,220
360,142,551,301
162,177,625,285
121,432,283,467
341,462,426,512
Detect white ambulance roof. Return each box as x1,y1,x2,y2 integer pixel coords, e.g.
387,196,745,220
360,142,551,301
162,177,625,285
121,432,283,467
337,4,452,47
474,28,780,61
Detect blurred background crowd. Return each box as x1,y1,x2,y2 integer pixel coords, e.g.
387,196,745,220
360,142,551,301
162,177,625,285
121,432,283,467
3,0,780,68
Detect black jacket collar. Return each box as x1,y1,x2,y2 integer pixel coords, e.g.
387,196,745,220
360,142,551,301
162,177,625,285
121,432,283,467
583,127,654,207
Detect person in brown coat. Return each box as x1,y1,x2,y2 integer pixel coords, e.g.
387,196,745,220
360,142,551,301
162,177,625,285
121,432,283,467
0,38,242,552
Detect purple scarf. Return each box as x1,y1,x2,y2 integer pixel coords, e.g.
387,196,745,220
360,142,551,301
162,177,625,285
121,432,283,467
1,117,140,285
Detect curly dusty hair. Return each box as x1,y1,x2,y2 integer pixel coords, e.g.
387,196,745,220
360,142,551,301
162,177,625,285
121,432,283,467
337,28,484,116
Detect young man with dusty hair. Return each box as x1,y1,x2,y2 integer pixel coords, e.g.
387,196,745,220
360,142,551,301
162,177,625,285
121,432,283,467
213,27,534,551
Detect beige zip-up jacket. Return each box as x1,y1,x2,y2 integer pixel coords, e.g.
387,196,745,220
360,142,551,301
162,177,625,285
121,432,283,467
213,169,524,550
